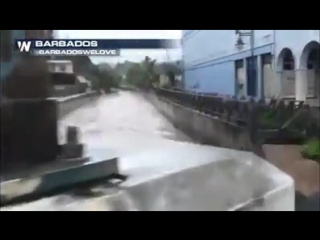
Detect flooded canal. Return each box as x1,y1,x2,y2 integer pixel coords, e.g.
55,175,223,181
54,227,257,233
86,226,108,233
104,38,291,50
59,91,192,156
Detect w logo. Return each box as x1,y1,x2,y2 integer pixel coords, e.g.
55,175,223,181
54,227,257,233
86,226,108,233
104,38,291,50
16,41,32,52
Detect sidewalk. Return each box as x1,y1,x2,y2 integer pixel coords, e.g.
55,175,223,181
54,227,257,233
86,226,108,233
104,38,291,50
263,144,319,197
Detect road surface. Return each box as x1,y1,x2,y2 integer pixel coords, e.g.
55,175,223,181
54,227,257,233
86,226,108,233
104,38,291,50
59,91,193,157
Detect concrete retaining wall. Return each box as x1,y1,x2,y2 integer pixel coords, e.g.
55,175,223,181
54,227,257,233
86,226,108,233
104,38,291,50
53,91,100,118
144,92,253,151
1,91,100,169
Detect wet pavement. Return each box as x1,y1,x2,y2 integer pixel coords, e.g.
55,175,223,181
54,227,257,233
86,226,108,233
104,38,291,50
59,91,193,157
1,142,295,211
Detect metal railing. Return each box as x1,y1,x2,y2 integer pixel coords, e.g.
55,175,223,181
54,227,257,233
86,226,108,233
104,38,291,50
154,88,254,125
153,87,315,143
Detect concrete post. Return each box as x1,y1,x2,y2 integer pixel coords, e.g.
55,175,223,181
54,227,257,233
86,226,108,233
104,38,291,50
295,68,308,101
257,55,262,99
243,59,248,97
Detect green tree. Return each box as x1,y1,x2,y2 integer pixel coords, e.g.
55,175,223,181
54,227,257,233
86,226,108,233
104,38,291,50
142,56,158,88
96,68,119,92
126,63,144,87
124,56,162,89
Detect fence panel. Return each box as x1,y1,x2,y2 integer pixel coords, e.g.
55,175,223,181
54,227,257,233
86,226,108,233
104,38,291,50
153,87,314,145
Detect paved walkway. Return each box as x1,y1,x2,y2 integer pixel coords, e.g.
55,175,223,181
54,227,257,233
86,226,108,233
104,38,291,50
263,144,319,197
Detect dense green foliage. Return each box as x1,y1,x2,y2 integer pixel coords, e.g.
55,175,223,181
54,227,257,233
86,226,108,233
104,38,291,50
301,138,320,161
123,56,181,89
258,110,282,129
55,56,119,92
258,107,306,131
2,54,182,98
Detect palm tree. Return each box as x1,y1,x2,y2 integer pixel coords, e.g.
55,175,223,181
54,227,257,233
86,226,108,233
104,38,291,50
143,56,158,88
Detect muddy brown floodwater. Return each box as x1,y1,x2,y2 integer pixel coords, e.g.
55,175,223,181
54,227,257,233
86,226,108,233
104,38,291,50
59,91,193,157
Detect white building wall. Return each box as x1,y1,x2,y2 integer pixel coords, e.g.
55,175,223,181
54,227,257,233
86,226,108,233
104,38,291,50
182,30,274,97
183,30,274,68
182,30,319,102
275,30,320,102
275,30,319,64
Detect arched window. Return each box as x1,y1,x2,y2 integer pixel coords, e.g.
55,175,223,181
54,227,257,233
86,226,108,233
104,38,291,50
307,49,319,69
283,51,294,70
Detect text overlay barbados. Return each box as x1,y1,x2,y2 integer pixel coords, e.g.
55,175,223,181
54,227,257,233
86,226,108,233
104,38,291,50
15,39,179,50
33,49,120,56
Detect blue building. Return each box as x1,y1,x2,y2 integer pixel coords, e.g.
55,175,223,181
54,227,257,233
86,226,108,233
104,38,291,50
182,30,320,103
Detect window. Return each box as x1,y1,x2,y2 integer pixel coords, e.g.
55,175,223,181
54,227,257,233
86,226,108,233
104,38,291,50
283,61,294,70
262,53,272,65
307,49,319,69
283,51,294,70
235,60,244,68
0,30,13,62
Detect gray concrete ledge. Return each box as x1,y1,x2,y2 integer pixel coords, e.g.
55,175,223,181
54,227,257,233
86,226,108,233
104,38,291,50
2,144,295,211
1,154,119,206
54,91,100,118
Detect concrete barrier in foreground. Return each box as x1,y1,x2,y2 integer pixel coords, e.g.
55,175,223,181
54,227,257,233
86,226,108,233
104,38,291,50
1,91,100,169
2,143,295,211
144,92,253,151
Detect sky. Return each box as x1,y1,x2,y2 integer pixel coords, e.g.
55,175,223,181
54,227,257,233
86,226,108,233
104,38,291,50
57,30,182,64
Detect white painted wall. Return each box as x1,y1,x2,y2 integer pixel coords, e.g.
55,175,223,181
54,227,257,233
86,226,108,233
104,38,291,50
183,30,274,68
182,30,319,102
183,30,319,69
275,30,319,66
182,30,274,97
275,30,320,102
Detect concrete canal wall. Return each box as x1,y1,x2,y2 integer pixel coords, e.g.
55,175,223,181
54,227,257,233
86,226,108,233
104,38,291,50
53,91,100,118
144,92,254,151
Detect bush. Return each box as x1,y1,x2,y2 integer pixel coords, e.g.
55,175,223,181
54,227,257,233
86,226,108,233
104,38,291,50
258,110,280,129
301,138,320,161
